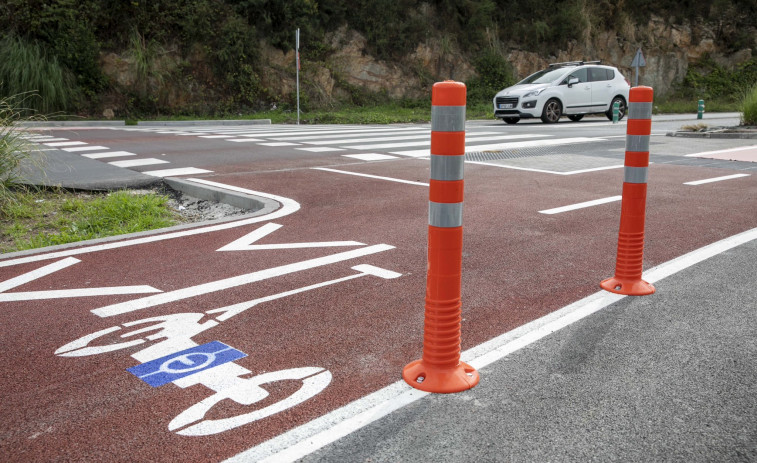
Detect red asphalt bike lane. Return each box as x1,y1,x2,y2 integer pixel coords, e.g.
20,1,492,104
1,159,756,462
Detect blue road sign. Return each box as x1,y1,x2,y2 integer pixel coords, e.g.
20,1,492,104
127,341,247,387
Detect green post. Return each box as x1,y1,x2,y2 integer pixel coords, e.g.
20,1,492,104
697,99,704,119
612,101,620,124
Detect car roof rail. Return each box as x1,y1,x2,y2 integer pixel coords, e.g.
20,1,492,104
548,60,602,68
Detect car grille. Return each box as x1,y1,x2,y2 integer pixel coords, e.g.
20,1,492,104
496,96,519,106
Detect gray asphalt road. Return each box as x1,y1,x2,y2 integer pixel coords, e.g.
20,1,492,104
300,237,757,463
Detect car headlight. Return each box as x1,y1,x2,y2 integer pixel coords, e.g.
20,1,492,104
523,88,546,98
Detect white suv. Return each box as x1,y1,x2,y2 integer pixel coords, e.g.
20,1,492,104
493,61,630,124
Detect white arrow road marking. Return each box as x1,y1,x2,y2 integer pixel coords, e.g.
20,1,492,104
207,264,402,322
0,257,162,302
92,244,395,318
217,223,363,251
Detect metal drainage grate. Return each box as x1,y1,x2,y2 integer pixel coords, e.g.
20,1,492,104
465,147,555,162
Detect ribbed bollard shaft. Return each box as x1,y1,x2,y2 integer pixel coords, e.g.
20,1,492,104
600,86,656,296
402,81,480,393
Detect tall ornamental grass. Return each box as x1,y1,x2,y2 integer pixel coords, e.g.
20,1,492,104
742,83,757,125
0,35,74,113
0,93,44,210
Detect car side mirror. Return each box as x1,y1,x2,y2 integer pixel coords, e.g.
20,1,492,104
568,77,579,88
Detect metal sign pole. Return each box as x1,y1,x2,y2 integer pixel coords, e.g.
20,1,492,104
296,28,300,125
631,48,646,87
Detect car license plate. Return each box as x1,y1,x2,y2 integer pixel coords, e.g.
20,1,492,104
499,104,513,109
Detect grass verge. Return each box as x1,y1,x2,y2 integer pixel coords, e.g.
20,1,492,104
653,97,740,114
741,83,757,125
0,188,183,253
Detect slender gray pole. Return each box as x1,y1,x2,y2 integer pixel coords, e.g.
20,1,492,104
296,28,300,125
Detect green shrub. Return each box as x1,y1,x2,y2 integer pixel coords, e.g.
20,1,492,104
677,57,757,101
742,83,757,125
467,48,516,106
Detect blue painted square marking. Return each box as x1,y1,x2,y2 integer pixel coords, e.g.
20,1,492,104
127,341,247,387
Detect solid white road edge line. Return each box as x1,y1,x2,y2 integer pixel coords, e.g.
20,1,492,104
227,226,757,463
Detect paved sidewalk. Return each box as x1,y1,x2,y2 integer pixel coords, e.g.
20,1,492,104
19,147,160,190
299,238,757,462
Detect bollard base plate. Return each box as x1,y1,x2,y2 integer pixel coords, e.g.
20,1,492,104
600,276,655,296
402,359,480,394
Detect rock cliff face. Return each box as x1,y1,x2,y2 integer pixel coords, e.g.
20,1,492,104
256,15,752,104
100,16,752,112
504,15,751,95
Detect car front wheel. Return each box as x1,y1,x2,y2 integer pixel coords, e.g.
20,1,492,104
605,97,627,121
502,117,520,124
541,99,562,123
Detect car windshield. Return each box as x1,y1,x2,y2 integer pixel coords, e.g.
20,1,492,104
518,67,571,85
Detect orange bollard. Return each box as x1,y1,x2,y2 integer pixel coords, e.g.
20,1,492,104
402,81,480,393
601,86,655,296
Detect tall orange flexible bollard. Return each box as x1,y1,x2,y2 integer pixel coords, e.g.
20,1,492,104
402,81,480,393
601,86,655,296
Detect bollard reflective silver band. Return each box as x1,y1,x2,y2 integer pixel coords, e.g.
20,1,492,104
626,135,650,152
430,155,465,181
627,102,653,120
429,201,463,228
624,166,648,184
431,106,466,132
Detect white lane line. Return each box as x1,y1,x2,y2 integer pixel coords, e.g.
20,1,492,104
0,286,162,302
258,142,301,147
272,129,431,142
44,141,87,147
685,145,757,157
539,196,622,214
228,138,264,142
392,137,603,157
62,146,110,152
466,161,624,176
229,226,757,463
142,167,213,177
33,138,69,142
108,158,170,168
200,135,234,138
345,134,548,150
0,181,301,268
683,174,751,185
302,133,437,145
0,257,79,292
82,151,137,159
312,167,429,186
343,153,398,161
237,127,429,139
296,147,345,152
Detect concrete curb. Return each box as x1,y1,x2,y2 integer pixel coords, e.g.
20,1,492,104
163,177,279,214
666,131,757,139
15,121,126,127
137,119,271,126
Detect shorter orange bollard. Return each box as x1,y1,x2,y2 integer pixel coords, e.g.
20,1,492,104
402,81,479,393
601,86,655,296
